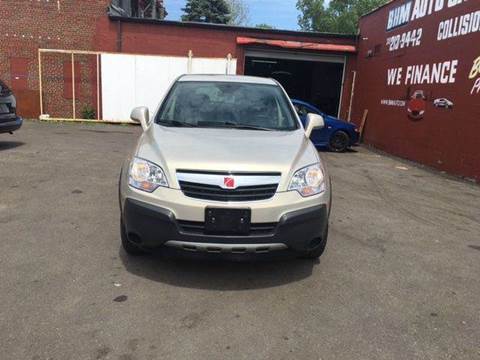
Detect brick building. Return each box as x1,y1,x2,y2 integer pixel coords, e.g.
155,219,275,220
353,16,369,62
0,1,357,120
352,0,479,181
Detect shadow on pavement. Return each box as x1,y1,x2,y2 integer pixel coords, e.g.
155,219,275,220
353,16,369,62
316,147,359,154
0,141,24,151
120,248,318,291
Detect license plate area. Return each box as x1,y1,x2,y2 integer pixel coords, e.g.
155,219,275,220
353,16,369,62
205,208,251,235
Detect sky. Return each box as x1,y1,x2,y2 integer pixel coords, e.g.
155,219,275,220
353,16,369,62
165,0,301,30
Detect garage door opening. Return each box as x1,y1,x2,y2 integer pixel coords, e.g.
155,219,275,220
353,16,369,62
244,53,344,117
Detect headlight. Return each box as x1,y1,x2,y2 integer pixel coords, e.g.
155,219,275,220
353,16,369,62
288,163,326,197
128,157,168,192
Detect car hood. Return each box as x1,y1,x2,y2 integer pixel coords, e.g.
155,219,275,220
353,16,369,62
135,124,320,190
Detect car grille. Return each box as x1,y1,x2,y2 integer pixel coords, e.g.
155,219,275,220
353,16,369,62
178,220,277,236
178,181,278,202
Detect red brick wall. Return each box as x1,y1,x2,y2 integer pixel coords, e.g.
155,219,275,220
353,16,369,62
352,0,480,181
0,0,110,118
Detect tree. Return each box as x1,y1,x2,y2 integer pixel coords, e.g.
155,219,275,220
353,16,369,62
182,0,231,24
131,0,168,19
256,23,275,29
297,0,388,34
227,0,250,26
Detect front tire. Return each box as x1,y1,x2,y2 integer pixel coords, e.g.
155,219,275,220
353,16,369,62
121,220,147,256
329,131,350,152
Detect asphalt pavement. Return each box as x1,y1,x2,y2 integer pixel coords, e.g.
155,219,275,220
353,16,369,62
0,121,479,360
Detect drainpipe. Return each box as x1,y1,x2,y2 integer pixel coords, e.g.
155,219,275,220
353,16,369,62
347,70,357,122
116,20,123,52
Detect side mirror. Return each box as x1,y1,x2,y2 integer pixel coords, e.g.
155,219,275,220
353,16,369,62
130,106,150,131
304,113,325,138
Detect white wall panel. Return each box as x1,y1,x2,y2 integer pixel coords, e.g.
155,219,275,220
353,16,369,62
134,56,189,118
101,54,136,122
192,58,237,75
101,54,237,121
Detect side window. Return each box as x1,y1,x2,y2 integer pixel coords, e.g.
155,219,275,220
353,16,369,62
294,104,309,117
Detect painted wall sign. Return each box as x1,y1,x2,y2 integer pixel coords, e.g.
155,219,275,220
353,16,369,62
470,55,480,94
386,28,423,51
354,0,480,181
437,10,480,40
433,98,454,108
387,60,458,86
407,89,426,120
380,99,407,106
386,0,469,31
387,1,412,30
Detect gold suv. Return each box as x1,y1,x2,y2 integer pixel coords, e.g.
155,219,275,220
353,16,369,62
119,75,331,259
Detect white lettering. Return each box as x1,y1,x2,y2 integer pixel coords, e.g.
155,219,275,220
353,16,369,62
402,61,458,85
413,64,423,84
381,99,407,106
405,66,413,84
411,0,428,21
421,65,431,84
449,60,458,83
437,21,444,40
387,68,403,85
431,63,441,83
437,11,480,41
434,0,444,11
448,0,464,8
387,2,412,30
440,62,450,84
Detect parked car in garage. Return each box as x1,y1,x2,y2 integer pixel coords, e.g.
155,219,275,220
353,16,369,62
0,80,22,134
119,75,331,259
292,99,359,152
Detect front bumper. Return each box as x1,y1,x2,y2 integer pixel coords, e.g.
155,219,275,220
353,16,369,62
122,198,329,253
0,116,22,133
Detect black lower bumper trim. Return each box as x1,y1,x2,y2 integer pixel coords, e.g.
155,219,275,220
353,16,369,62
122,198,328,252
0,117,22,133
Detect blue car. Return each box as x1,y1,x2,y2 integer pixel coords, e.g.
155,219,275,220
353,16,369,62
292,99,359,152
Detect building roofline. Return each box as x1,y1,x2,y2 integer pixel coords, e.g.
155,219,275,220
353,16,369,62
360,0,395,19
108,15,358,40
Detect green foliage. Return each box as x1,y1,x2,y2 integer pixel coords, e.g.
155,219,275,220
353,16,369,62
182,0,231,24
81,105,96,120
297,0,389,34
255,23,276,30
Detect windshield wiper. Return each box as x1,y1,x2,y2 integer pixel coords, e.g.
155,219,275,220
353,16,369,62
157,120,197,128
215,121,273,131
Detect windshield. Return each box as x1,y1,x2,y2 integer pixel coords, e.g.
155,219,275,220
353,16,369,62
155,81,298,131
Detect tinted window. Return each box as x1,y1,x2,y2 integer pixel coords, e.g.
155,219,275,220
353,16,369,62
156,81,298,131
294,104,309,117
